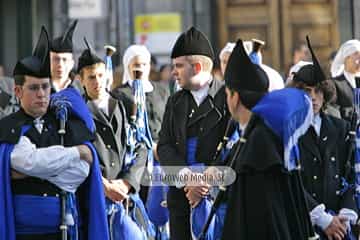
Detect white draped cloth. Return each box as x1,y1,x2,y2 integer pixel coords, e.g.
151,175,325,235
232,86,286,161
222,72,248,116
122,44,153,93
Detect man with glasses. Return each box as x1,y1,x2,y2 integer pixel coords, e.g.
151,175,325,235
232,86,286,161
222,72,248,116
0,27,108,240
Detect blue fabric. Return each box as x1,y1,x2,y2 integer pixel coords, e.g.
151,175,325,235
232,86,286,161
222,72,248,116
249,52,260,65
81,142,110,240
146,160,169,227
0,143,16,240
220,125,241,162
128,193,156,239
354,88,360,211
51,88,95,133
187,137,201,166
252,88,313,171
191,197,215,240
14,195,61,234
106,199,145,240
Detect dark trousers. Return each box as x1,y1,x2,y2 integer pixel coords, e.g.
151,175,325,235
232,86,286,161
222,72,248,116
169,211,191,240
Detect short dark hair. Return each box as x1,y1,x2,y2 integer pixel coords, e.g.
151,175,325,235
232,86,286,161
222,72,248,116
14,75,26,86
286,79,337,107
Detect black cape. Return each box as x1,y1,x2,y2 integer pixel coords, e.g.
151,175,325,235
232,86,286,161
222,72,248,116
222,115,315,240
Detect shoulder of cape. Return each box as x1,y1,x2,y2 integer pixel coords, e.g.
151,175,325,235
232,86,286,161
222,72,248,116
0,111,29,144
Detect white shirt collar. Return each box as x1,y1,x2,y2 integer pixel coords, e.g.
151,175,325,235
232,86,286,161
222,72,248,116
190,84,210,106
344,71,356,88
311,113,322,136
92,93,110,116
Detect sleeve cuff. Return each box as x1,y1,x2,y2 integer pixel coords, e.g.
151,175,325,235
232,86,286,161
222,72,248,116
175,167,192,189
310,204,333,230
339,208,358,225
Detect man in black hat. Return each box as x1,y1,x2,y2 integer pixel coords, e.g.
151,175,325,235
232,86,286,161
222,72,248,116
78,39,152,238
78,39,146,203
157,26,229,240
0,27,106,239
50,20,82,93
221,39,315,239
288,37,357,240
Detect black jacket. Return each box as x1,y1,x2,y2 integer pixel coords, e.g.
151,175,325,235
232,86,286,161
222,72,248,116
158,79,229,213
298,113,356,212
333,74,354,121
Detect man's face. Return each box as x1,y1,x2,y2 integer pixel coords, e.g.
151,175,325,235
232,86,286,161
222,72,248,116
303,85,324,115
50,51,74,82
220,52,231,76
225,87,240,121
128,55,150,80
171,56,195,90
80,63,107,100
15,76,50,118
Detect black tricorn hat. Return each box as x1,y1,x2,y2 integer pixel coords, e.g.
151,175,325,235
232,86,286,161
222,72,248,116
77,38,104,72
225,39,269,109
13,26,50,78
50,20,78,53
293,36,326,86
170,26,214,60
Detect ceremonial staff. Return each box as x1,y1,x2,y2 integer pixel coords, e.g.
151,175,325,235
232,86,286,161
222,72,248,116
52,99,72,240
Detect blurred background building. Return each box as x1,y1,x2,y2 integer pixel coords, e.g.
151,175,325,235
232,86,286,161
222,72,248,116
0,0,359,77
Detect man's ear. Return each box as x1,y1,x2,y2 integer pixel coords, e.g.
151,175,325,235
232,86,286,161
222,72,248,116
14,85,22,99
193,62,202,75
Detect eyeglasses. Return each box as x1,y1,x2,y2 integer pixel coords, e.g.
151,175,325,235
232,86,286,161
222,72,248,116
23,83,51,92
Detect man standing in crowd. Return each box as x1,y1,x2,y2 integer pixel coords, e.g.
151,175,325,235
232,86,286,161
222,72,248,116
0,27,108,240
78,39,146,207
289,37,358,240
50,20,83,93
221,39,315,239
157,26,229,240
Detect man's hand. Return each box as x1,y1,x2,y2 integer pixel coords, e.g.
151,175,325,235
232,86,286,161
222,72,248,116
324,215,348,240
112,179,132,195
102,178,129,202
184,184,209,208
76,145,93,164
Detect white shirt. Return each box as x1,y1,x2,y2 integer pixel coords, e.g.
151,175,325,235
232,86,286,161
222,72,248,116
311,114,322,137
11,136,90,193
93,93,110,116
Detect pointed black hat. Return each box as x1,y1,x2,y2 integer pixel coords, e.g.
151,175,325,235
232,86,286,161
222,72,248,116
13,26,50,79
50,20,78,53
77,38,104,72
293,36,326,86
225,39,269,109
170,26,214,59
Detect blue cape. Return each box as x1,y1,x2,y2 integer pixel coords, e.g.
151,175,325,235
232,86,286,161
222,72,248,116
252,88,313,171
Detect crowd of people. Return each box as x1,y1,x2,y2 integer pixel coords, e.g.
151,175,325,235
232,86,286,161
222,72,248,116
0,19,360,240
